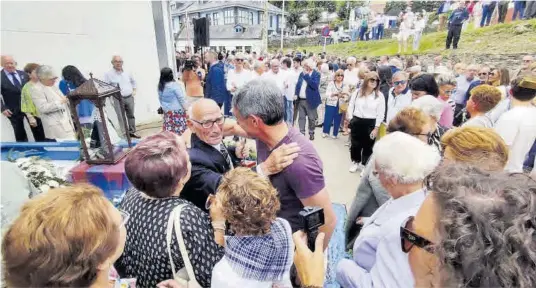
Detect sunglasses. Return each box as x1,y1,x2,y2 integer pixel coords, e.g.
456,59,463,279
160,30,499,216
119,209,130,228
236,59,244,62
393,80,407,86
478,72,488,76
369,78,379,82
336,74,344,77
400,216,435,254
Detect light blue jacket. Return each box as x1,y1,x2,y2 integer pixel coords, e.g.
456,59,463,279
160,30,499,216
159,82,187,112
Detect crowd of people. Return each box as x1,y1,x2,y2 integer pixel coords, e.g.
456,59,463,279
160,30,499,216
2,35,536,288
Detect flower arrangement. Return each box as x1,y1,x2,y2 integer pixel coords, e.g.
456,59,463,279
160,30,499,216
223,138,257,161
13,156,69,194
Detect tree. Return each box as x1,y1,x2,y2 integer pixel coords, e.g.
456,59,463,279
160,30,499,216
286,9,301,31
307,2,321,25
269,0,283,9
384,0,407,16
336,1,350,21
411,1,442,13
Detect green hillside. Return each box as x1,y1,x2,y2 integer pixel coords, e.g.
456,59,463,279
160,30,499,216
296,19,536,57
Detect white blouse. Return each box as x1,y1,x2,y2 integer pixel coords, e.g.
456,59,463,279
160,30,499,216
325,81,349,107
344,68,360,87
347,90,386,127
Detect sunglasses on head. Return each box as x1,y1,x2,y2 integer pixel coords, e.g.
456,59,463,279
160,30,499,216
393,80,407,86
400,216,435,254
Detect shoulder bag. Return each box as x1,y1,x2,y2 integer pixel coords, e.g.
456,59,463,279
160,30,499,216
166,204,203,288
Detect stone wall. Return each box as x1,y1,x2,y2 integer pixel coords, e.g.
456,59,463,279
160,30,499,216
416,53,527,75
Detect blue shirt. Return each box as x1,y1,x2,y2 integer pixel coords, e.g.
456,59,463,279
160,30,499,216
158,81,187,112
6,71,22,87
453,75,476,105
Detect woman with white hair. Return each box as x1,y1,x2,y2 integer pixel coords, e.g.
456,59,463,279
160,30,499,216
336,131,441,288
344,57,359,88
411,95,446,152
31,65,75,140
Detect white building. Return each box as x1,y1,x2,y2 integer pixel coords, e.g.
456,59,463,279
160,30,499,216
1,1,176,141
172,0,283,53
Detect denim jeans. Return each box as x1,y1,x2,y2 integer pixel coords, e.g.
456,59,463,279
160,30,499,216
513,1,525,20
376,24,384,39
359,26,367,40
323,105,343,137
284,99,294,126
413,30,423,50
480,4,494,27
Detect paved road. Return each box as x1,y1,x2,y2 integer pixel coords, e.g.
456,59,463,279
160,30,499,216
138,125,360,208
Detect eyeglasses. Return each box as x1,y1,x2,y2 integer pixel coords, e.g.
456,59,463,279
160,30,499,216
236,59,244,62
369,78,379,82
444,89,456,95
400,216,435,254
119,209,130,228
336,74,344,77
191,115,225,128
393,80,407,86
478,72,488,76
412,132,434,146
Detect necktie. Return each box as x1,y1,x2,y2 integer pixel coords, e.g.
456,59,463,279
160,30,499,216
219,144,233,169
10,72,21,89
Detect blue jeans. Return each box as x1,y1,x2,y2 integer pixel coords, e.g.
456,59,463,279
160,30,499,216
413,30,422,50
513,1,525,20
359,26,367,40
284,99,294,126
376,24,384,39
524,140,536,171
480,4,494,27
323,105,343,137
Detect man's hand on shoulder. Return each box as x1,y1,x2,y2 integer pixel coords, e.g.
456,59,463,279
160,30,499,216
260,142,300,176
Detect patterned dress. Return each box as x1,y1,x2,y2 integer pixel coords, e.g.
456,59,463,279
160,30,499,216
163,110,188,136
115,188,224,287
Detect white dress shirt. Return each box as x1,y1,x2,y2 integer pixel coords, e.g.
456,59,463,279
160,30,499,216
336,189,427,288
285,67,302,101
226,69,253,95
344,68,359,87
262,70,288,96
347,90,386,127
298,71,312,99
386,87,413,124
104,69,136,97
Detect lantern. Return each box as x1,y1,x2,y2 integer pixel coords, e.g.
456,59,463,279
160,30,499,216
67,73,133,164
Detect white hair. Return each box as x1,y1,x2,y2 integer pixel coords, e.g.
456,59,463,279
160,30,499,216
411,95,444,121
36,65,57,80
303,59,316,69
253,60,264,70
346,56,357,64
374,132,441,184
320,63,329,73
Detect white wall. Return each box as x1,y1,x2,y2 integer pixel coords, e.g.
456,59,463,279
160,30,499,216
1,1,166,134
176,39,263,53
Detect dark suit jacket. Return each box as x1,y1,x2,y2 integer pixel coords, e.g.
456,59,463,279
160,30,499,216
181,134,239,211
1,69,28,114
204,61,229,104
295,70,322,109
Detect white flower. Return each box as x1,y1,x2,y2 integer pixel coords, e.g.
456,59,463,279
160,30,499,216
39,185,50,193
47,180,59,188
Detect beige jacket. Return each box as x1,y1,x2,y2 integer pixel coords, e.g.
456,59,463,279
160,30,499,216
31,82,75,140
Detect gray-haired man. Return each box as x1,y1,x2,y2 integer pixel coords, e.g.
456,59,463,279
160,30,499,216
104,55,140,138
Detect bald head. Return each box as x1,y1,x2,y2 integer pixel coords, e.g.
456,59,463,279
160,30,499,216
187,98,224,145
190,98,220,121
1,55,16,73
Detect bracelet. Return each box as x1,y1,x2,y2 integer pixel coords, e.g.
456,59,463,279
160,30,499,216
212,221,226,231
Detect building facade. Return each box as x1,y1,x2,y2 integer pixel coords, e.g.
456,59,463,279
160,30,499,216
171,0,283,53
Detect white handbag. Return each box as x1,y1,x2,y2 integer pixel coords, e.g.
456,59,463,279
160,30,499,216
166,204,203,288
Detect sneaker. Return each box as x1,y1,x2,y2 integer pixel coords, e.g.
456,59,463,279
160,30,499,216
322,133,328,138
349,163,359,173
331,135,339,139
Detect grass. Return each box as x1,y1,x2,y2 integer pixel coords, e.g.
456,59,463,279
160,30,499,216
296,18,536,57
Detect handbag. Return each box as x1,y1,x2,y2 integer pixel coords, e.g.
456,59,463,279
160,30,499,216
166,204,203,288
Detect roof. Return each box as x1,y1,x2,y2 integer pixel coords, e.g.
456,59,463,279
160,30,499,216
176,24,262,40
172,1,282,16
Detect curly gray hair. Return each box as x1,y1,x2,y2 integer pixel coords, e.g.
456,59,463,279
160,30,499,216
426,164,536,288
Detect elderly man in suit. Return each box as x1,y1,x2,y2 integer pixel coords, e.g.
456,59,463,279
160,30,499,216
181,98,298,211
204,51,232,116
294,58,321,140
1,55,29,142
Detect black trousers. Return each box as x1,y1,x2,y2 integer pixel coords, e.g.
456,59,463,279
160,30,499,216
446,24,463,49
8,112,28,142
349,117,376,165
30,117,47,142
498,1,509,23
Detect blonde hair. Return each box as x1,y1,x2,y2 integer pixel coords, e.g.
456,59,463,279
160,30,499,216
469,84,502,113
2,184,118,287
217,167,280,236
441,126,509,171
387,107,429,135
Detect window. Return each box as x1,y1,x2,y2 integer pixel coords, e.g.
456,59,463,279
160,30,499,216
237,9,253,25
258,11,262,24
210,46,217,51
245,46,252,53
224,9,234,24
218,46,226,52
236,46,243,52
213,12,219,25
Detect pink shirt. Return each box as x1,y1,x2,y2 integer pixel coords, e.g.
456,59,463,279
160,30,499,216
438,98,454,128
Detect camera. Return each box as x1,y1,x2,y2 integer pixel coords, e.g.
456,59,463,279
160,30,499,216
299,206,325,251
183,59,195,71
